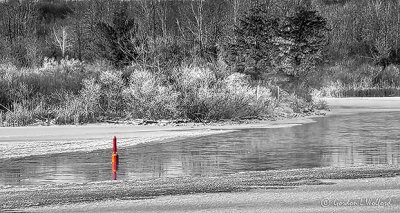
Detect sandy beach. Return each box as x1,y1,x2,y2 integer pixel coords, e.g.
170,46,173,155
1,97,400,212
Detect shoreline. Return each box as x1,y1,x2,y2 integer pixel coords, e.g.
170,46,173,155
0,116,319,160
0,114,323,160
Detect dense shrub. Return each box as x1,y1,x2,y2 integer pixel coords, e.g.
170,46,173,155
171,66,274,121
0,58,89,108
99,70,125,116
53,78,101,124
53,92,84,125
0,59,317,126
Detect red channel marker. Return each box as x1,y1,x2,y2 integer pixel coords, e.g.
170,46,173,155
112,136,119,180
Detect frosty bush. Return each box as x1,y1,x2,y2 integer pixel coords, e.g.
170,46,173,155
174,68,274,120
54,78,101,124
99,70,124,116
123,69,179,119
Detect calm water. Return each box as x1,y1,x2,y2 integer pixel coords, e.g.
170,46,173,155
1,112,400,185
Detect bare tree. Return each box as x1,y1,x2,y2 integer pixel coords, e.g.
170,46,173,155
191,0,205,55
156,0,169,37
53,26,71,58
231,0,240,25
139,0,153,39
177,0,205,56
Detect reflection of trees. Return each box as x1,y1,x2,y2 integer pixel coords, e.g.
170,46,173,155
0,156,50,185
0,151,112,185
237,123,327,171
123,145,169,178
0,166,24,185
321,112,400,167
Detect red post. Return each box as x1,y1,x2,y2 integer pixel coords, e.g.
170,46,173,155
113,136,117,154
112,136,119,180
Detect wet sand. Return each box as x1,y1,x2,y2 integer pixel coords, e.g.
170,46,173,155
24,176,400,213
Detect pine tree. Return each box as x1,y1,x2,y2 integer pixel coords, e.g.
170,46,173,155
277,7,329,88
229,4,329,98
96,7,141,67
229,3,279,80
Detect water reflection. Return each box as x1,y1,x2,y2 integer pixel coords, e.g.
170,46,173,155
112,166,118,180
0,112,400,185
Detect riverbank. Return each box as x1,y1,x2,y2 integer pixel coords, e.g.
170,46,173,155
3,97,400,159
0,115,320,159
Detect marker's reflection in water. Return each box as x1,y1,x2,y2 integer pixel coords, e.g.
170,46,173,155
112,167,117,180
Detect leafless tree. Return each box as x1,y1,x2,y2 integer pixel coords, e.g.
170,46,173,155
53,26,71,58
156,0,169,37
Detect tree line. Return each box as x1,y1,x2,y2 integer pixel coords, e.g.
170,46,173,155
0,0,399,67
1,0,400,102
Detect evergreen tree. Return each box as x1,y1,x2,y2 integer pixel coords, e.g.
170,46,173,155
278,7,329,85
96,7,141,67
229,4,329,96
229,3,279,80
